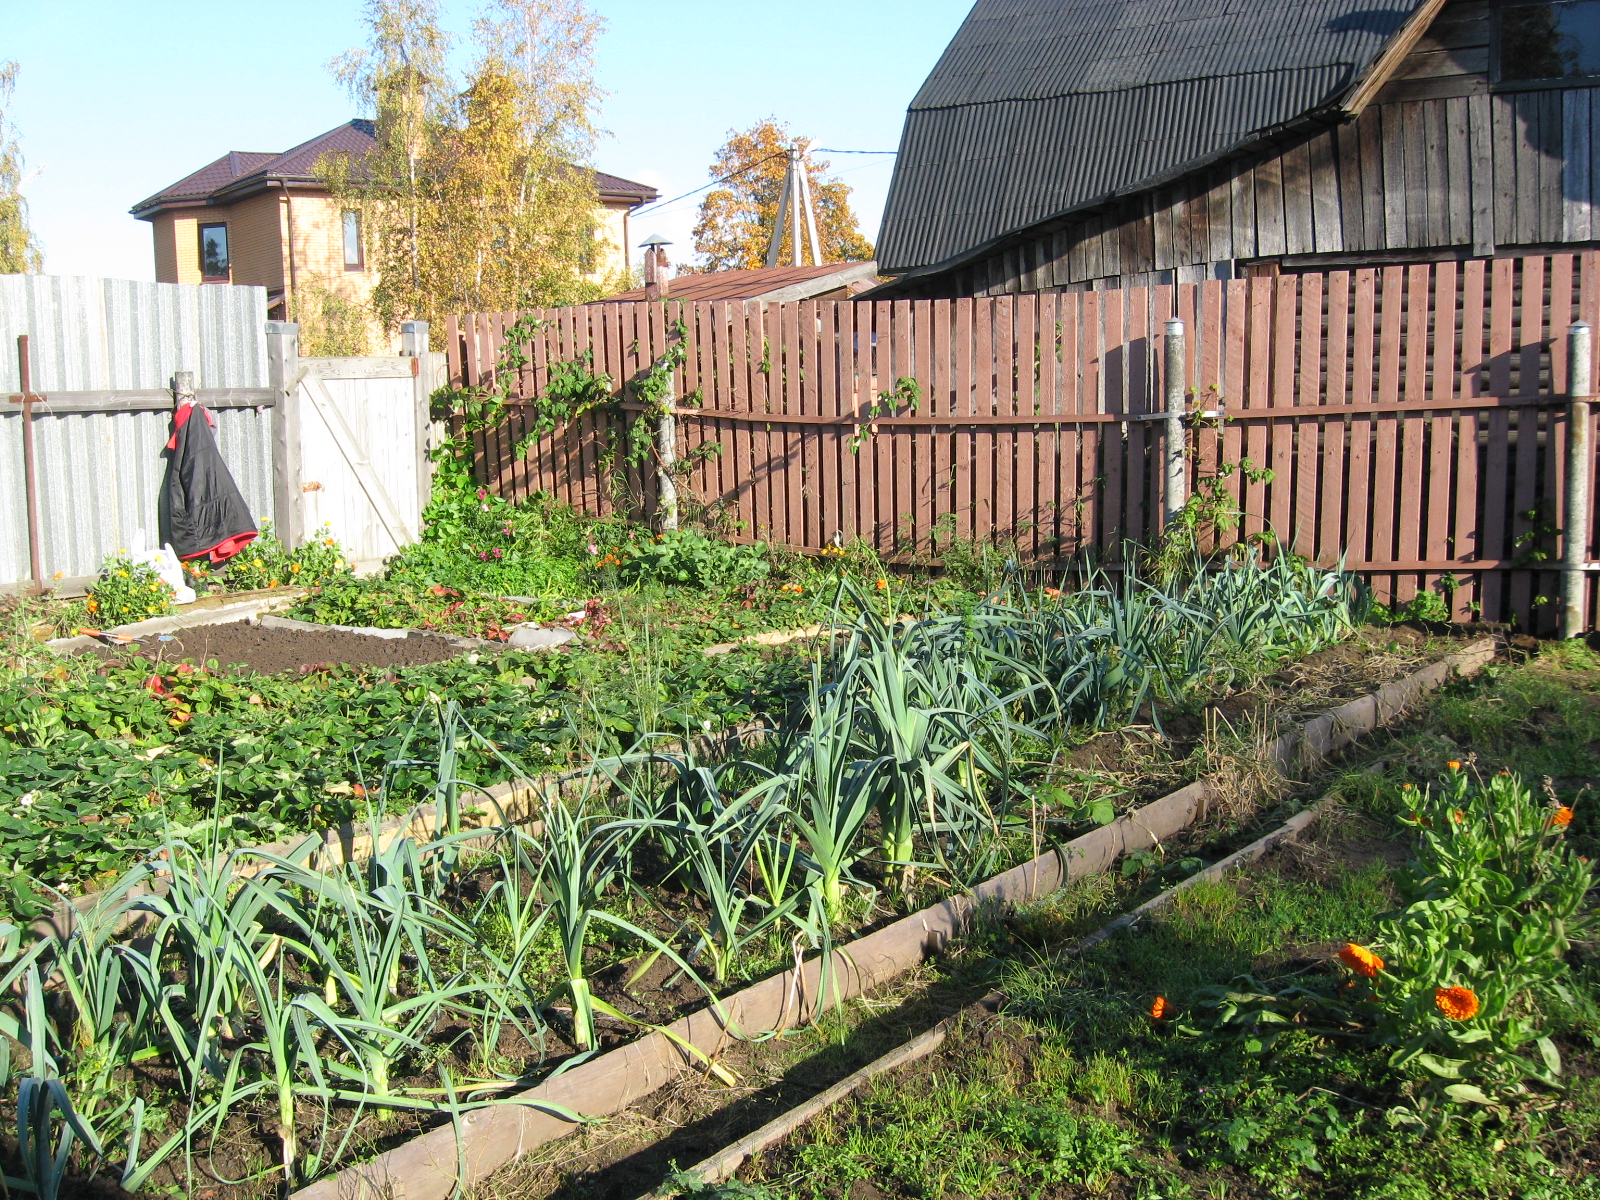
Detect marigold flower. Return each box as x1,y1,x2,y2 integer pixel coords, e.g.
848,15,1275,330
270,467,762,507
876,578,889,590
1149,995,1170,1020
291,563,302,574
1551,806,1575,828
1434,986,1480,1020
1043,587,1061,597
1452,809,1465,824
1338,942,1384,978
1447,761,1462,771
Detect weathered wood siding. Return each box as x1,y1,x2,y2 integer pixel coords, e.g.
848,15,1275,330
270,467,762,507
892,0,1600,297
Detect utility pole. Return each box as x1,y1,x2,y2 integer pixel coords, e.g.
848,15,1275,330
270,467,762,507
766,141,824,268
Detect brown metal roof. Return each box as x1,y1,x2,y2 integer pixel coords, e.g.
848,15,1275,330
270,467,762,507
132,121,658,218
603,263,880,303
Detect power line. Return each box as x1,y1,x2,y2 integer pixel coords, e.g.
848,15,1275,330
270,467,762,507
628,150,789,219
629,147,899,222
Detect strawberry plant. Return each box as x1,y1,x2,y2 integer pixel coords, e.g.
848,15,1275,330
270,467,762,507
613,530,770,590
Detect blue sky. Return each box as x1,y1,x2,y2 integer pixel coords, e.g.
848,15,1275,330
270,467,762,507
5,0,973,282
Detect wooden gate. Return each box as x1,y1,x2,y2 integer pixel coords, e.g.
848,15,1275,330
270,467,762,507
267,324,436,574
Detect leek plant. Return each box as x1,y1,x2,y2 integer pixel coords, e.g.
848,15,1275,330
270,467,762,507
636,759,802,984
779,677,882,924
259,833,483,1119
518,794,637,1050
118,838,286,1095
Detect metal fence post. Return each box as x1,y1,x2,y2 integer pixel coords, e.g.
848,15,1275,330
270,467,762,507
266,321,302,548
1563,321,1593,639
1163,318,1188,529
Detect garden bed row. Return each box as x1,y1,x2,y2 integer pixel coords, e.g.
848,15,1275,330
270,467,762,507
292,638,1496,1200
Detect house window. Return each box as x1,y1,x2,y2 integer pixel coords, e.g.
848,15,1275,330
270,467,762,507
1499,0,1600,81
342,210,363,269
199,224,229,281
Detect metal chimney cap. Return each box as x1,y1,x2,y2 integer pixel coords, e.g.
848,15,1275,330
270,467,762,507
639,233,672,247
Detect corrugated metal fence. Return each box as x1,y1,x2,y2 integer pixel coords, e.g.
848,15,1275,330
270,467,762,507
449,251,1600,630
0,275,272,585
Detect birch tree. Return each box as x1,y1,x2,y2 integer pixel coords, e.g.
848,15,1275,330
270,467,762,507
328,0,609,329
0,61,42,274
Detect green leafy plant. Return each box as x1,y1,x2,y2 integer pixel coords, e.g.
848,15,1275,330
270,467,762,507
1373,767,1593,1115
85,557,174,627
1200,767,1593,1122
849,376,922,454
219,524,353,591
615,530,770,590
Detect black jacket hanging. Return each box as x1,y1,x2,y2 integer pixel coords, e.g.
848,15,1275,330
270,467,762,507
160,401,259,563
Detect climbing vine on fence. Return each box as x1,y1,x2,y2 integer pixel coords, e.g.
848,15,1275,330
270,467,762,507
433,312,706,514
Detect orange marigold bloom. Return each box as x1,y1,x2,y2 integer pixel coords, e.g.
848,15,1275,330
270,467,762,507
1452,809,1465,824
1338,942,1385,978
1043,587,1062,597
1434,986,1480,1020
1551,806,1575,828
1149,995,1170,1020
1447,760,1462,771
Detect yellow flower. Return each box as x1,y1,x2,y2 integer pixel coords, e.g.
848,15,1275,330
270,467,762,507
1434,986,1480,1020
1338,942,1384,978
291,563,302,574
146,605,157,613
116,570,128,578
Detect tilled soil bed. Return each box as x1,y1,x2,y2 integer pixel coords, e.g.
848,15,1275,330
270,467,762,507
88,620,471,675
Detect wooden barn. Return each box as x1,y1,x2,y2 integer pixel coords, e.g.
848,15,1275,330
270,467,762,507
869,0,1600,296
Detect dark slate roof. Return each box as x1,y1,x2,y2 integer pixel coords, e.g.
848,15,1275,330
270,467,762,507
877,0,1426,274
133,120,657,217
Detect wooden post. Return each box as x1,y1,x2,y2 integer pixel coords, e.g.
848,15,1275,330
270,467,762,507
1563,321,1592,638
1163,318,1188,529
266,321,303,547
657,373,679,532
9,335,45,588
400,320,433,525
173,370,195,407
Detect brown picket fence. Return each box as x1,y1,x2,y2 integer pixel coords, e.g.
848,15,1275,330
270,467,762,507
445,251,1600,629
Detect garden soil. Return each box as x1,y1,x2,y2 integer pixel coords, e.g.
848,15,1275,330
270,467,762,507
90,620,469,675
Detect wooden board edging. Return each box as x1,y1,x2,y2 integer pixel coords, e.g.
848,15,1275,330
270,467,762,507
291,636,1496,1200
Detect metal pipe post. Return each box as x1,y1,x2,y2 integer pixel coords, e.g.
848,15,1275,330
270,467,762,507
1163,319,1188,529
1563,321,1593,639
14,335,44,589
